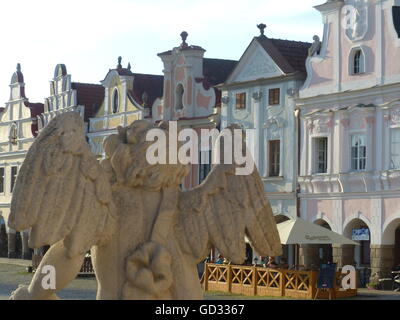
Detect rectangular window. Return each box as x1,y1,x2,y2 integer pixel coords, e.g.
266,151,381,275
351,134,367,171
314,137,328,174
235,93,246,109
0,168,4,193
269,140,280,177
390,128,400,169
10,166,18,193
268,88,280,105
199,151,212,183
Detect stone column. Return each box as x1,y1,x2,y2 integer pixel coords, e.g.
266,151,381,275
7,232,17,258
299,244,320,269
21,231,31,260
370,245,395,280
332,244,355,267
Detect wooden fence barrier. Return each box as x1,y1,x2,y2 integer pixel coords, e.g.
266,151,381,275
203,263,357,299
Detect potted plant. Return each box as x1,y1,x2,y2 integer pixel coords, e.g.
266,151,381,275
366,281,378,290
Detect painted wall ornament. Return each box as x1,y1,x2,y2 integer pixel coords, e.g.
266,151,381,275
343,0,369,42
8,112,281,300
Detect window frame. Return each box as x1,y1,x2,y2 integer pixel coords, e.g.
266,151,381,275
351,134,367,172
175,83,185,111
313,137,328,174
199,150,212,183
390,128,400,170
349,47,365,75
0,167,5,194
235,92,246,110
112,88,119,114
268,88,280,106
268,140,281,177
10,166,18,193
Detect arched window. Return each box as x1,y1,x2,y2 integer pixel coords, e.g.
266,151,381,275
175,84,184,110
351,48,365,75
112,89,119,113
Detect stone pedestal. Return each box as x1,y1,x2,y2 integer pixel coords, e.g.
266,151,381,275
299,244,320,269
370,245,395,280
332,244,355,267
7,233,16,258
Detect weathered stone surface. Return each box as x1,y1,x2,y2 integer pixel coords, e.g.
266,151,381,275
8,113,282,300
370,245,395,280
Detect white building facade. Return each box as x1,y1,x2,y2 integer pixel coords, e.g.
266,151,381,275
220,27,310,266
0,64,43,259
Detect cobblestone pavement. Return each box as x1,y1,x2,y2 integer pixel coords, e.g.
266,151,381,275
1,263,400,300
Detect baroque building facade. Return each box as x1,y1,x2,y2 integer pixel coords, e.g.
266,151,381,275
0,64,43,259
297,0,400,279
87,57,163,158
154,33,237,190
220,26,310,266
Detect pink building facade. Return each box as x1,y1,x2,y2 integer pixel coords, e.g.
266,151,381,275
155,33,236,190
297,0,400,279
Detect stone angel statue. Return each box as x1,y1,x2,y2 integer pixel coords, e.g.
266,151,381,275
9,112,281,300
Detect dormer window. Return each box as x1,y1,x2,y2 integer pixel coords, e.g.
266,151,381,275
112,89,119,113
175,84,184,110
350,48,365,75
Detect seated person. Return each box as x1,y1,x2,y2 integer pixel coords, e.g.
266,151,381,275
253,257,261,266
215,254,224,264
279,257,289,269
266,256,278,268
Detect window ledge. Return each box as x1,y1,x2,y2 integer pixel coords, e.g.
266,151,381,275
263,176,284,182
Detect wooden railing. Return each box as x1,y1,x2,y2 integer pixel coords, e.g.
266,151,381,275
203,263,357,299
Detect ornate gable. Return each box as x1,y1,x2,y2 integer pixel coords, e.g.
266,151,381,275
226,40,283,84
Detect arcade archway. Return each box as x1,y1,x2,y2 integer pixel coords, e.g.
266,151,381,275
343,218,371,268
314,219,333,264
382,217,400,269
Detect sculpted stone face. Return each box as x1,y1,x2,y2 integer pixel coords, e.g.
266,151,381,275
8,112,282,300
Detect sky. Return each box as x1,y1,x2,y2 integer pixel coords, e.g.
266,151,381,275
0,0,324,105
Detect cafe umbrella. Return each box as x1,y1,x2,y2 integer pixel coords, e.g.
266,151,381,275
277,218,359,245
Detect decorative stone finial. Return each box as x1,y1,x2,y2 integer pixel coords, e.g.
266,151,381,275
257,23,266,36
117,56,122,69
16,63,21,72
127,62,131,71
180,31,188,47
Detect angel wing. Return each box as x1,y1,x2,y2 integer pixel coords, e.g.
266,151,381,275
8,112,116,258
176,142,282,264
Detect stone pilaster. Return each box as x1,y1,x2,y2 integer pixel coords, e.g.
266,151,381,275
7,233,17,258
21,232,31,260
370,245,395,280
332,244,355,267
299,244,320,269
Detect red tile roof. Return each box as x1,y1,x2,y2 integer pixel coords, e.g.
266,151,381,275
128,73,164,110
203,58,238,88
256,36,311,74
24,102,44,137
71,82,105,121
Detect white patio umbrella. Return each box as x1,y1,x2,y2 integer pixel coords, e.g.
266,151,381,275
277,218,359,245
